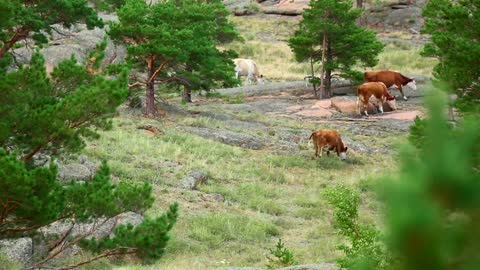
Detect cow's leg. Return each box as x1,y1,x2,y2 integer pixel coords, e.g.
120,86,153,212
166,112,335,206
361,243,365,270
378,103,384,114
318,143,325,157
247,74,254,85
314,141,319,157
397,85,407,101
363,100,369,117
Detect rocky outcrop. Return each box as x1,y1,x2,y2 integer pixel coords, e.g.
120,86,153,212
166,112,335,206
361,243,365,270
39,212,144,240
182,170,209,190
57,155,97,182
178,126,267,150
13,13,126,73
0,238,33,267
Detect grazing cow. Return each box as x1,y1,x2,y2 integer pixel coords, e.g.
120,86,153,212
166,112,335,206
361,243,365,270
364,70,416,100
357,82,397,117
234,58,264,85
309,129,348,160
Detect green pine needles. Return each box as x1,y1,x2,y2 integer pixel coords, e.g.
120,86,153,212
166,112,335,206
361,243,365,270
109,0,240,114
288,0,383,97
325,92,480,270
422,0,480,113
0,1,179,267
266,239,298,269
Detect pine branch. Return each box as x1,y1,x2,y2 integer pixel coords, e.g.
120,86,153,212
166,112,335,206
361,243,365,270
53,248,137,270
28,215,118,270
147,60,170,83
0,27,30,59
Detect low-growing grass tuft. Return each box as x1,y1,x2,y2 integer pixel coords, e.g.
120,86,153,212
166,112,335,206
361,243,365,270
188,213,280,248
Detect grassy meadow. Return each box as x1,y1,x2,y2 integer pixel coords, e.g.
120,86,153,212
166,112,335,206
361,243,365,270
72,14,436,270
225,15,437,81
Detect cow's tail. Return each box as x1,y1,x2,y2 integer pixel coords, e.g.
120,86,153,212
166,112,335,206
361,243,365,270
309,132,314,140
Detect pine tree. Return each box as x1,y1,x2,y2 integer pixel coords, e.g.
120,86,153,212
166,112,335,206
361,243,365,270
108,0,239,115
288,0,383,98
0,0,103,69
422,0,480,113
0,41,128,161
382,93,480,270
1,1,179,268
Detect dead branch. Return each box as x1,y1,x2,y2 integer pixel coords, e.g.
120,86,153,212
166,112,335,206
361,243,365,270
128,81,146,88
137,124,162,134
28,216,117,270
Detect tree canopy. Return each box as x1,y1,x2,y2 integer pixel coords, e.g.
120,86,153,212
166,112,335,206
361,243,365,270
288,0,383,98
422,0,480,113
0,41,128,161
0,0,103,68
109,0,239,115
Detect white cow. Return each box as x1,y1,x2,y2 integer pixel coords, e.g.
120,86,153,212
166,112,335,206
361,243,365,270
233,58,264,85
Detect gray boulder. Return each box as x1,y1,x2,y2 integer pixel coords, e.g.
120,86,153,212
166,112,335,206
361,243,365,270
13,13,126,73
57,163,93,182
40,212,144,240
0,238,33,267
182,170,209,190
277,264,338,270
57,155,98,182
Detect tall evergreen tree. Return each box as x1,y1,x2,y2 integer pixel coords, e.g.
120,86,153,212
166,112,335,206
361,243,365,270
0,4,180,265
0,40,128,161
108,0,239,115
0,48,179,269
288,0,383,98
383,93,480,270
422,0,480,113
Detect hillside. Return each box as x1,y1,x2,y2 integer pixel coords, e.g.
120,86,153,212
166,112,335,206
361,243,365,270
0,1,440,269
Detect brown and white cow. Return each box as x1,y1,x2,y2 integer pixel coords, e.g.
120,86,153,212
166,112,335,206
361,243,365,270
364,70,416,100
357,82,397,117
234,58,264,85
309,129,348,160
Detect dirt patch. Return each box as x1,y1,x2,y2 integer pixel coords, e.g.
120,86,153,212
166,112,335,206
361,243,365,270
370,110,423,120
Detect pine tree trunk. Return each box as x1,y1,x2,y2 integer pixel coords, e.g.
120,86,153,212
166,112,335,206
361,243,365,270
145,59,156,117
325,38,333,98
356,0,362,8
325,69,332,98
183,86,192,103
319,33,327,99
310,57,318,98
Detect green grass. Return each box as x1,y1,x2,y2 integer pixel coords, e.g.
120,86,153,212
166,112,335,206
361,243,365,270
0,253,20,270
373,43,438,76
188,212,280,248
69,13,434,270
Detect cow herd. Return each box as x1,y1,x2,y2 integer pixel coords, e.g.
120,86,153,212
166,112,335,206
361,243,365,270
233,58,418,160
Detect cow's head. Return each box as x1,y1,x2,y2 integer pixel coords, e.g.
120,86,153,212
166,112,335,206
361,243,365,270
386,96,397,110
257,74,265,84
407,79,417,90
340,146,348,160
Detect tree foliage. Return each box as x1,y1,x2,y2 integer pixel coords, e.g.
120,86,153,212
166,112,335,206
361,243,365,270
288,0,383,97
109,0,240,114
0,4,179,266
422,0,480,113
0,42,128,161
324,186,394,270
0,0,103,68
383,93,480,270
329,93,480,270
